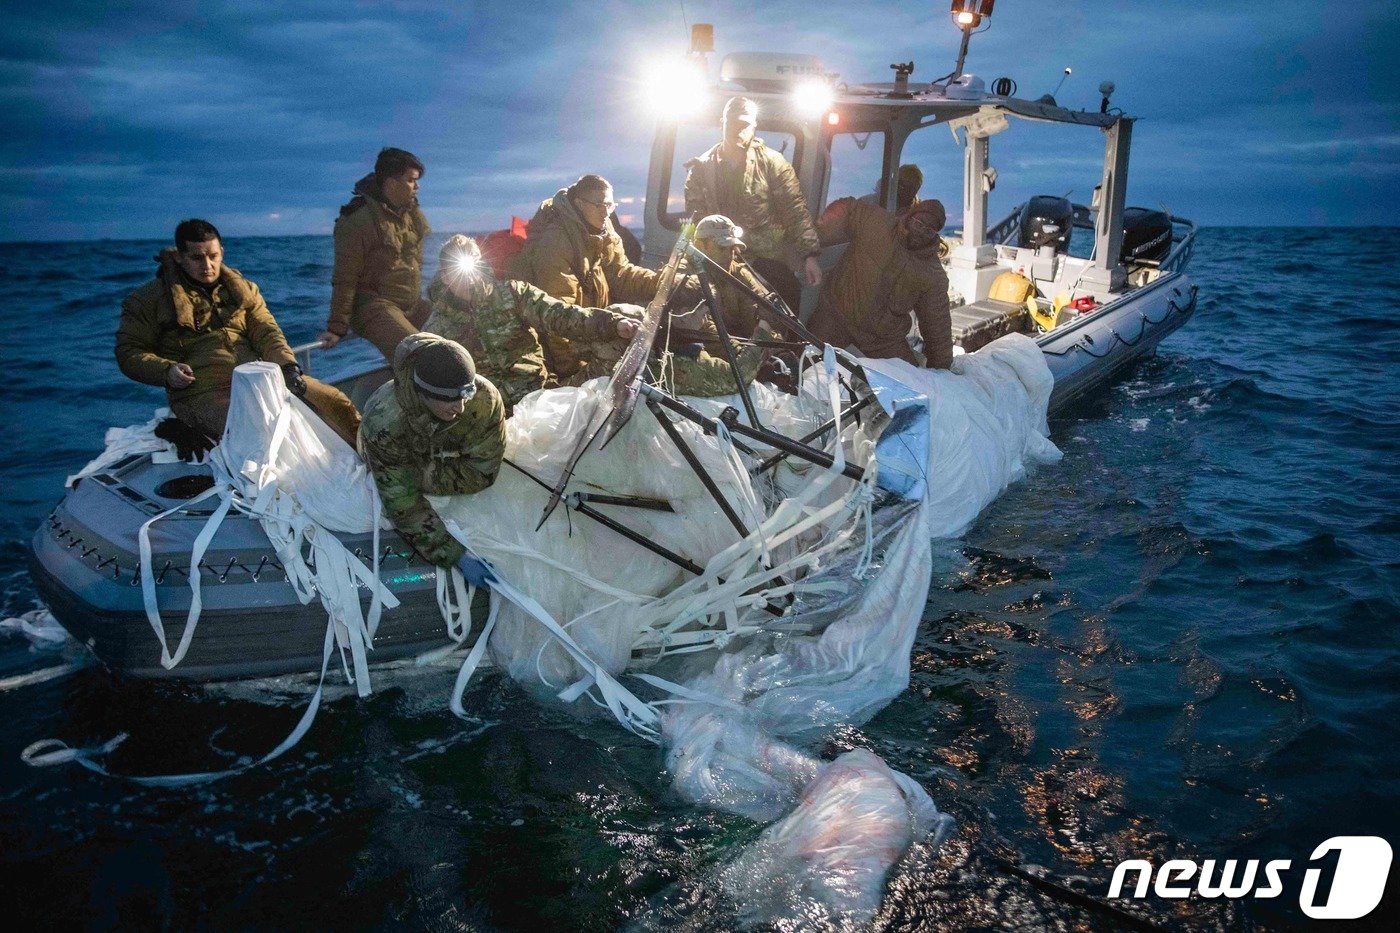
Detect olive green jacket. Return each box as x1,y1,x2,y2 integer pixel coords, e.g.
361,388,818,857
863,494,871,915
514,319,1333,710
115,251,296,404
815,197,953,369
684,139,821,265
423,276,629,414
327,174,431,336
681,249,770,339
358,333,507,567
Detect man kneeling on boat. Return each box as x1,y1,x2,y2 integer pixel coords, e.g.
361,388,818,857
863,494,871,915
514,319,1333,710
426,236,763,414
425,235,640,414
359,334,506,586
115,218,362,448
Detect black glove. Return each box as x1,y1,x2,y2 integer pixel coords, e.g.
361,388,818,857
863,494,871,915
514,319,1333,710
281,362,308,398
154,417,218,462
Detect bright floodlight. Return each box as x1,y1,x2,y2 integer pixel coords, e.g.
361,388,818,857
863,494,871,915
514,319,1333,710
451,253,479,278
792,79,833,118
950,0,995,29
644,58,708,120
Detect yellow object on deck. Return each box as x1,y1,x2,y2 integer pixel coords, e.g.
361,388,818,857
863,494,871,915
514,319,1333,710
988,270,1035,304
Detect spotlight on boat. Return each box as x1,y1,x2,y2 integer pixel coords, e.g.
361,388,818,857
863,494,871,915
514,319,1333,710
792,78,834,118
948,1,995,82
644,57,709,120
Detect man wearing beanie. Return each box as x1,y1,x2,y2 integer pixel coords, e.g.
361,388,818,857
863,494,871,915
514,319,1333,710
358,333,506,578
807,197,953,368
684,96,822,316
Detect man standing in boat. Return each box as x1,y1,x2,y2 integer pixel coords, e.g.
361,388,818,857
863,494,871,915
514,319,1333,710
807,197,954,369
115,218,362,446
507,174,678,381
318,147,432,359
358,333,505,585
684,96,822,315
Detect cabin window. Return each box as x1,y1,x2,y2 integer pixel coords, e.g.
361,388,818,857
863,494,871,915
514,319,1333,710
824,130,889,210
660,123,802,231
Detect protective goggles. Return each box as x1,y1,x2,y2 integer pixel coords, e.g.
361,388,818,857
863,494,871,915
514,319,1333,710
413,373,478,402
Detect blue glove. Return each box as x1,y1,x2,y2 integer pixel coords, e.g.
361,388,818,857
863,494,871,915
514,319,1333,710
455,554,497,588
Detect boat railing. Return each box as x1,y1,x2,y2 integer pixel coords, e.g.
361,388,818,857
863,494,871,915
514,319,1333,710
289,340,329,376
1155,216,1196,276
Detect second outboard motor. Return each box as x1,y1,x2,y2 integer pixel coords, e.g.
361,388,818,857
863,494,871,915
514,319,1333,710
1120,207,1172,265
1017,196,1074,252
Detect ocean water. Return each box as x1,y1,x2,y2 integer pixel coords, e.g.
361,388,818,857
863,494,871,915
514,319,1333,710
0,228,1397,929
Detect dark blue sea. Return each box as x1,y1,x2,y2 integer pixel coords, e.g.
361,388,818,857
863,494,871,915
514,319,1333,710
1,229,1396,930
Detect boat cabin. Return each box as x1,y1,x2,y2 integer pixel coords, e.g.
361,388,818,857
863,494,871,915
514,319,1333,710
640,45,1194,349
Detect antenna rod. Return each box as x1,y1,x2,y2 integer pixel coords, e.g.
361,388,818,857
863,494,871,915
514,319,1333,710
951,26,973,82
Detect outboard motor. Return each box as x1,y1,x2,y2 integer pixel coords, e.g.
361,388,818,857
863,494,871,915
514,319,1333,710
1017,196,1074,253
1120,207,1173,265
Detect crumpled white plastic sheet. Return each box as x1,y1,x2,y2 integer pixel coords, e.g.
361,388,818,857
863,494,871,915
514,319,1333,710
654,335,1058,924
434,333,1059,925
65,407,184,487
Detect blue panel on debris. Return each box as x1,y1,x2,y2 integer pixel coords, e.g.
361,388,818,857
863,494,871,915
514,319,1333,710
865,369,930,501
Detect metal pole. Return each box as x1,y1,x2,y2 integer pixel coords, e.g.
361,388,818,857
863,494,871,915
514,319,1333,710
646,398,752,541
951,26,973,82
691,247,763,429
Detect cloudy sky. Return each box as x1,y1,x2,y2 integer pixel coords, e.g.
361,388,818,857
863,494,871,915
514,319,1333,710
1,0,1394,241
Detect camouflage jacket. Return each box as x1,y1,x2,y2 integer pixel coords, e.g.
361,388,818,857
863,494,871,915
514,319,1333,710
115,252,296,404
423,276,628,413
684,139,820,265
327,174,431,336
816,197,953,369
679,248,771,339
358,333,507,567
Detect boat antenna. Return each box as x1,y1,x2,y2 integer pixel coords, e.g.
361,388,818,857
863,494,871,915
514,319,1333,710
948,1,996,83
1037,67,1071,106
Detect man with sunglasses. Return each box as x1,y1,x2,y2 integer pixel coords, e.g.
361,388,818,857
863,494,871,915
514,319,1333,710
807,197,953,368
508,174,671,380
358,333,506,582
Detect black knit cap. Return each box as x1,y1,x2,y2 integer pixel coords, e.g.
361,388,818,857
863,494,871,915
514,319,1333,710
412,340,478,401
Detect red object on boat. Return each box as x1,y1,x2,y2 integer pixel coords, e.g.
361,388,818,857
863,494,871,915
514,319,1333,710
1070,296,1098,312
479,216,529,278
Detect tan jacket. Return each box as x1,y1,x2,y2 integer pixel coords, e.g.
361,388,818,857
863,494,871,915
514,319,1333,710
507,189,661,309
327,174,431,336
816,197,952,369
115,252,296,404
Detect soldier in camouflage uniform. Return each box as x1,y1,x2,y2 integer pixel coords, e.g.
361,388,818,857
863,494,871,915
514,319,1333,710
116,219,362,447
431,236,763,409
319,148,432,359
684,96,822,315
683,214,773,339
358,333,506,571
425,236,640,413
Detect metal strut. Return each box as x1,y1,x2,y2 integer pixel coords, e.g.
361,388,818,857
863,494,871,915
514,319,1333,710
753,393,878,476
640,384,867,483
645,397,752,541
